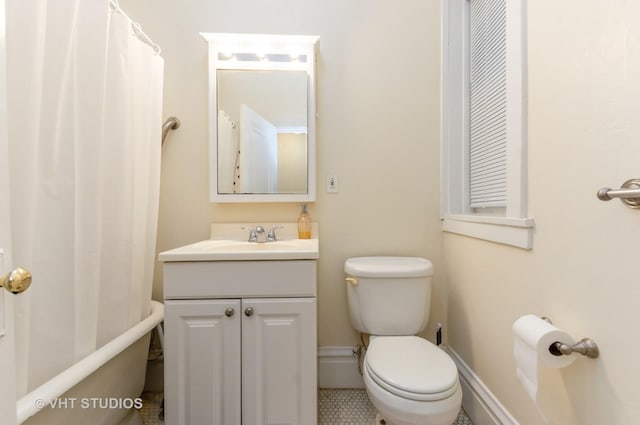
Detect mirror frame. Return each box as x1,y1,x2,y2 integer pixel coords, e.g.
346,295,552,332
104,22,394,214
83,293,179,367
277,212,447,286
202,33,319,203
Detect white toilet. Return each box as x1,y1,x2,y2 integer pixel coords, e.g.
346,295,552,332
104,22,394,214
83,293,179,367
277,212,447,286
345,256,462,425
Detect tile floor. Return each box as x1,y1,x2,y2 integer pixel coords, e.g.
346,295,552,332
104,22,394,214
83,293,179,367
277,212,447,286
318,389,376,424
317,389,472,425
140,392,163,425
141,389,473,425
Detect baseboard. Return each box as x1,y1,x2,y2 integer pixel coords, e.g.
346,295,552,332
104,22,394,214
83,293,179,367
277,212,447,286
317,346,365,389
442,346,520,425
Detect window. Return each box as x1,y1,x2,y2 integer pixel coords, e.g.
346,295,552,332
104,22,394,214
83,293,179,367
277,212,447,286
442,0,534,249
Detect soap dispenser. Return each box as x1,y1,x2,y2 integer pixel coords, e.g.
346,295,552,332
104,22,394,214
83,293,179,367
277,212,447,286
297,204,311,239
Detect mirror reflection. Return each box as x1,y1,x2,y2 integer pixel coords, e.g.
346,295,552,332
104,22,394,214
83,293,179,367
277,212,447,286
216,70,308,194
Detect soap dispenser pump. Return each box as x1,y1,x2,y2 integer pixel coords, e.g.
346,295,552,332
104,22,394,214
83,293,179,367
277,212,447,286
297,204,311,239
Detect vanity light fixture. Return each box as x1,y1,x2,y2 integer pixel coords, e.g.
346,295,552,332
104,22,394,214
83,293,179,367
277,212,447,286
219,51,234,60
216,51,308,64
205,33,316,71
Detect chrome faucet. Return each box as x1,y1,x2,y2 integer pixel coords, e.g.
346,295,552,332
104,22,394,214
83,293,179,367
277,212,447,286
241,226,258,242
241,225,283,243
254,226,267,243
267,226,283,242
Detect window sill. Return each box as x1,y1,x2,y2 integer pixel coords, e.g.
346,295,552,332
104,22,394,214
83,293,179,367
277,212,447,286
442,214,534,249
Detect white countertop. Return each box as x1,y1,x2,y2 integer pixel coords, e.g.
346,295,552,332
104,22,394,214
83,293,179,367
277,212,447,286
158,222,319,262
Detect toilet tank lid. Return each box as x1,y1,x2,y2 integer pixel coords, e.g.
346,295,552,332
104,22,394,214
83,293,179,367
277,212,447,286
345,256,433,278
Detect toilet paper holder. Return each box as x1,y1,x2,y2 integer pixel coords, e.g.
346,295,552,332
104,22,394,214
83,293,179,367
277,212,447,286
541,317,600,359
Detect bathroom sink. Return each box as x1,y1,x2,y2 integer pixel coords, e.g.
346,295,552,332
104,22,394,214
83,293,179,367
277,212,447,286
158,238,319,261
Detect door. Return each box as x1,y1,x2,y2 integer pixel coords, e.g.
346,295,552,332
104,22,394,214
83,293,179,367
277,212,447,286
242,298,317,425
0,0,17,422
239,104,278,193
164,299,241,425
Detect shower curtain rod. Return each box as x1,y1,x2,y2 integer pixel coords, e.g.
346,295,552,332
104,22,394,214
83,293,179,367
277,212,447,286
109,0,161,55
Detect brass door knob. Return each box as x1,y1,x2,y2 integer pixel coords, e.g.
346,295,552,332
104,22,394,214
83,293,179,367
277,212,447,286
0,267,32,294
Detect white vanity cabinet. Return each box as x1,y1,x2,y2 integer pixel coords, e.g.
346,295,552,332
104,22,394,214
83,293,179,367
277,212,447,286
161,258,318,425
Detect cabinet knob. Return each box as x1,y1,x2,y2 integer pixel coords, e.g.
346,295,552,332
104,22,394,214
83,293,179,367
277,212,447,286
225,308,235,317
244,307,254,317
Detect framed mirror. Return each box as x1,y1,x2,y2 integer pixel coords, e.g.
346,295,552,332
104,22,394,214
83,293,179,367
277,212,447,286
202,33,319,203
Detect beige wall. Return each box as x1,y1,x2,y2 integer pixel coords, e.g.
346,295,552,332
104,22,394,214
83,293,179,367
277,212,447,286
278,133,307,193
445,1,640,424
121,0,443,347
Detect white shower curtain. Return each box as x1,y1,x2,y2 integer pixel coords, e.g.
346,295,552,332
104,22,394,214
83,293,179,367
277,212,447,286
6,0,163,395
217,110,239,193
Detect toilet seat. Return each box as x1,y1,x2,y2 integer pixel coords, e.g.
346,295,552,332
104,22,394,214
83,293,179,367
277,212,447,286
365,336,458,402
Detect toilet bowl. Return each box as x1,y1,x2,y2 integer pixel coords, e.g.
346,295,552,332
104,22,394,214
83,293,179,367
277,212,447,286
344,257,462,425
363,336,462,425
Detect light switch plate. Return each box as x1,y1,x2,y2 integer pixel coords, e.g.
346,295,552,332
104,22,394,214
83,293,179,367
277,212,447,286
326,174,338,193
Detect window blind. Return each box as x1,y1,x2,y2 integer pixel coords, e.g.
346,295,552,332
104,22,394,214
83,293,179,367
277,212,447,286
469,0,507,208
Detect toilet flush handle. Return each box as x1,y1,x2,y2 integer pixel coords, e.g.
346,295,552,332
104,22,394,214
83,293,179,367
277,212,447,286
345,277,358,286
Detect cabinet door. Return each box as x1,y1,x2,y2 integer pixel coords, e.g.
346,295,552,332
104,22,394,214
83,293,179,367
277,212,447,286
242,298,317,425
165,299,241,425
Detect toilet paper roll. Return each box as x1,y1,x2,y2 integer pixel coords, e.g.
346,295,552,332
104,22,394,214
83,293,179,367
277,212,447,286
512,315,576,400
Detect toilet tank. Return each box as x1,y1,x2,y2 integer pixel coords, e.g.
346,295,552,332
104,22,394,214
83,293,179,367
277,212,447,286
344,256,433,336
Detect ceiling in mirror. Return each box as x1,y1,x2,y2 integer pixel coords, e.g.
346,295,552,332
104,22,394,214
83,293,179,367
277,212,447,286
202,33,319,203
